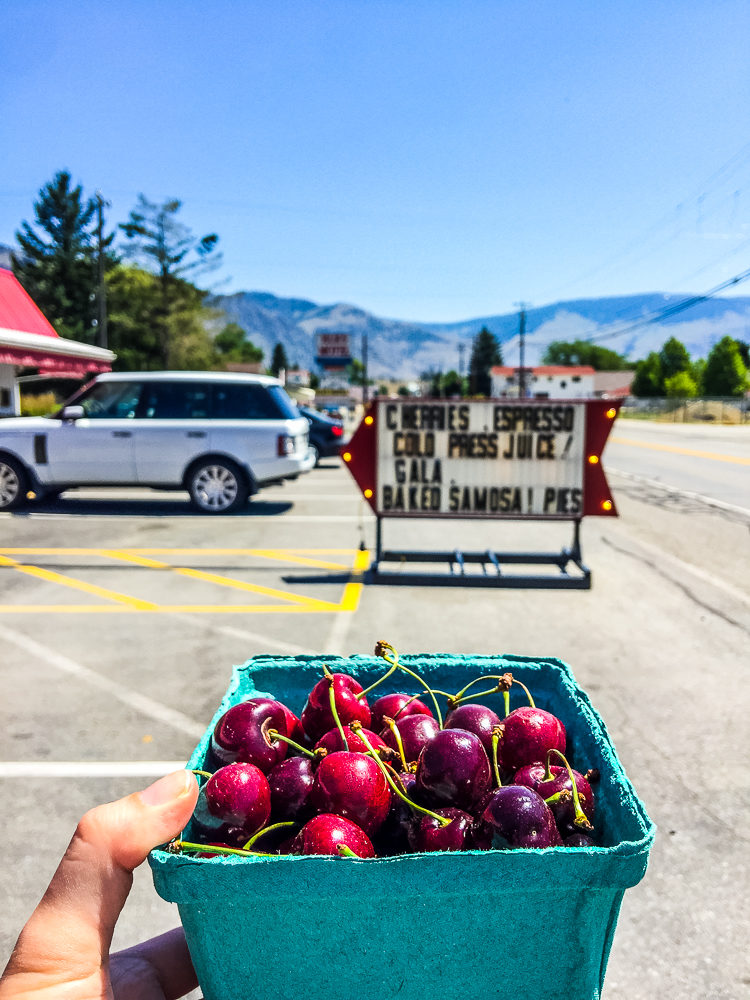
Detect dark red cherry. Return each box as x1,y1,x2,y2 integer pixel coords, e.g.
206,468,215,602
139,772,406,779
380,713,440,764
408,807,473,853
301,673,371,742
292,813,375,858
204,762,271,835
315,725,388,757
309,751,391,836
191,786,252,847
415,728,491,811
481,785,562,848
496,707,566,771
267,756,315,822
373,771,422,857
210,699,289,773
444,703,502,757
370,692,433,732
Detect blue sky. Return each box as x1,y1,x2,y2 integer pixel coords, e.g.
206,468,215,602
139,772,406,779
2,1,749,322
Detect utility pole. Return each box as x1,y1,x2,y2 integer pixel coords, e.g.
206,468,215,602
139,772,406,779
517,304,527,399
94,191,110,349
362,332,368,405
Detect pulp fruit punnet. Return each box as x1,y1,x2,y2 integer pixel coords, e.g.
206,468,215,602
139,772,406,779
150,654,655,1000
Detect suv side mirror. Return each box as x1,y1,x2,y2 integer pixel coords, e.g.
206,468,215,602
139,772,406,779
60,405,85,421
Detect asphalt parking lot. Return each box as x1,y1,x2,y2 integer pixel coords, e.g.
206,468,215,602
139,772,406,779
1,450,749,1000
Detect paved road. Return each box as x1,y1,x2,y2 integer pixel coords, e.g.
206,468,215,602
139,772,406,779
1,428,748,1000
607,418,750,513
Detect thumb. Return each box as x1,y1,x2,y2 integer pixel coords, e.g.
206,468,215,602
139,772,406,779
1,770,198,993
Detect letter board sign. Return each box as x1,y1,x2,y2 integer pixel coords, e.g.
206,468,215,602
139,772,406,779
342,399,620,519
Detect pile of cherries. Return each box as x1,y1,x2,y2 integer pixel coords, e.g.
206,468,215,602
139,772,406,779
169,643,599,861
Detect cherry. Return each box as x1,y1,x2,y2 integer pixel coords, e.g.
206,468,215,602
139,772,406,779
204,761,271,834
380,713,440,765
496,706,566,771
444,703,502,757
373,770,421,857
415,729,492,811
513,761,595,835
564,832,596,847
266,756,315,823
191,786,251,848
481,785,562,848
309,751,392,836
300,672,371,742
292,813,375,858
210,699,289,773
408,807,473,853
315,725,388,757
370,692,433,732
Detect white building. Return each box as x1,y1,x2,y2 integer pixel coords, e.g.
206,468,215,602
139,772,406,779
490,365,596,399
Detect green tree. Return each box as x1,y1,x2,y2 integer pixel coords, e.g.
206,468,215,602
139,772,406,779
119,195,220,367
441,370,464,397
659,337,691,382
214,322,264,365
735,340,750,369
13,170,111,342
702,336,749,396
468,327,502,395
542,339,629,371
106,263,215,371
270,342,289,376
631,352,663,397
664,370,698,398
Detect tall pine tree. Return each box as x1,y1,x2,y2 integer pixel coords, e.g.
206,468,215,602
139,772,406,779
468,326,502,396
13,171,104,342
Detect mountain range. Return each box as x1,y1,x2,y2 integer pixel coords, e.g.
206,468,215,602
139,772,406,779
212,289,750,379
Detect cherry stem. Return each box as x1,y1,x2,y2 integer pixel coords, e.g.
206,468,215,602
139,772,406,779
512,677,535,708
351,723,451,827
491,728,503,787
328,677,350,752
382,716,409,771
393,693,428,720
336,845,362,858
170,840,273,858
376,641,443,728
546,748,592,831
356,661,397,699
266,729,318,759
242,822,297,851
190,769,213,781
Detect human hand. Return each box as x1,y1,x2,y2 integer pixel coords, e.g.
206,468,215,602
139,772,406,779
0,770,200,999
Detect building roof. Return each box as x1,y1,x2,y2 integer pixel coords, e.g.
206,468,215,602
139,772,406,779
491,365,596,377
0,268,114,376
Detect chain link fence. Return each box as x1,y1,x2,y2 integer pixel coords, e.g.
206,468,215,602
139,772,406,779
619,396,750,424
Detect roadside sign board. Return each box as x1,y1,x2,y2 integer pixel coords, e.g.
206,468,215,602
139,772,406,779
343,398,620,519
315,332,352,368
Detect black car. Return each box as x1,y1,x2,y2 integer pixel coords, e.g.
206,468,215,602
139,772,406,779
298,407,346,465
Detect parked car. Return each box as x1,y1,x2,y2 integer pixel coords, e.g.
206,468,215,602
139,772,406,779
0,371,313,513
298,406,346,465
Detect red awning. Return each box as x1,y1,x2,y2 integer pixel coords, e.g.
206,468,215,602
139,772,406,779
0,268,114,373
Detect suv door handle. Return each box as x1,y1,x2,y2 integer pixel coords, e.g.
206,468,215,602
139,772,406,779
187,431,207,438
112,431,132,438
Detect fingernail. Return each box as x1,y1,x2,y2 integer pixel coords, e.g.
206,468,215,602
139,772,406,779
139,770,196,807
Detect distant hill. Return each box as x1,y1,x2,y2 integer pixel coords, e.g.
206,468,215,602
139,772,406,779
0,243,13,269
211,289,750,379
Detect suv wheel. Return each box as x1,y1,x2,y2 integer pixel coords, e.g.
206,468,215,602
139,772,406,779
188,459,248,514
0,456,28,511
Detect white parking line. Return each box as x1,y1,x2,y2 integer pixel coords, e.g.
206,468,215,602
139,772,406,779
0,622,205,739
0,761,188,778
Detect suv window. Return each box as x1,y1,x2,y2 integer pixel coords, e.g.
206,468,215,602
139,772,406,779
211,382,296,419
140,381,211,419
77,380,142,419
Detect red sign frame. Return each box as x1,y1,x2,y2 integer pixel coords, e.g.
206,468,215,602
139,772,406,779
342,398,620,519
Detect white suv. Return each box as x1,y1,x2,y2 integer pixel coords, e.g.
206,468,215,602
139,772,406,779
0,371,313,513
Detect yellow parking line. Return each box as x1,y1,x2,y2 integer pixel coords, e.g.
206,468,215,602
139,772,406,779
0,548,368,614
0,554,159,610
611,436,750,465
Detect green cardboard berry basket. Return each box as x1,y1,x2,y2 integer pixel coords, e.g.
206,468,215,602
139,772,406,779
149,654,655,1000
